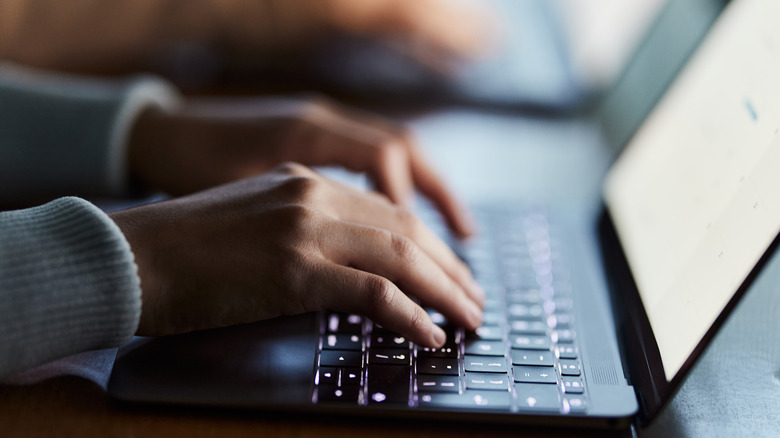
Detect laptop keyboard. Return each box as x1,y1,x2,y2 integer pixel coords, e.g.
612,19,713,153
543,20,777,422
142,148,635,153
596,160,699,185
313,207,587,414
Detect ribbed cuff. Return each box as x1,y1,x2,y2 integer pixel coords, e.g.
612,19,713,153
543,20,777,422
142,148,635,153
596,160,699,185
0,197,141,377
0,63,182,201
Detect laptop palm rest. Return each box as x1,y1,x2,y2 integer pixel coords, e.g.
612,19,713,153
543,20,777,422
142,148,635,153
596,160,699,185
109,313,318,408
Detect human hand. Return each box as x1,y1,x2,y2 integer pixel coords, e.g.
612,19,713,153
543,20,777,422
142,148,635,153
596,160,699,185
129,96,474,237
111,163,484,347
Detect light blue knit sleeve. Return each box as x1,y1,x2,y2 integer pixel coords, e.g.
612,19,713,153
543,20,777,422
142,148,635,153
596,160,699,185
0,197,142,378
0,63,181,202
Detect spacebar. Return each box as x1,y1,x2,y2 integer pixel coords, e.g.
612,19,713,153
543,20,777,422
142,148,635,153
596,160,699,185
419,391,511,410
366,364,411,405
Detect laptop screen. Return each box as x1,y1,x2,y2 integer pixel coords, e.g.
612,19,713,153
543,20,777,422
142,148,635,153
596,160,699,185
604,0,780,381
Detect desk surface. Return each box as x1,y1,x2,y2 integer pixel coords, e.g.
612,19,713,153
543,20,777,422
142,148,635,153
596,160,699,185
1,109,779,437
0,376,631,438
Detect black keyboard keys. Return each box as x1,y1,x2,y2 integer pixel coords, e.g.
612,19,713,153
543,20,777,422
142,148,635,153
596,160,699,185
366,364,411,405
416,375,459,393
511,349,555,367
417,357,459,375
320,350,363,368
418,391,511,410
516,383,561,412
369,349,412,366
465,372,510,391
463,356,508,373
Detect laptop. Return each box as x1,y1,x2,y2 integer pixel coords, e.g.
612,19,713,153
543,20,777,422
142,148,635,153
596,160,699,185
109,0,778,430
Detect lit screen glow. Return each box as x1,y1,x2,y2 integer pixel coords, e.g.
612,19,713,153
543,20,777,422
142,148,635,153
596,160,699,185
605,0,780,381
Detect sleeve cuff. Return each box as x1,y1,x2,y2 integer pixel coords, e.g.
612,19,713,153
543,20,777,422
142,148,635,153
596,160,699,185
0,197,141,377
0,63,182,201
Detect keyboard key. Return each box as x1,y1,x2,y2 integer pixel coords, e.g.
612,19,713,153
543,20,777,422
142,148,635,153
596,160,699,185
550,313,574,330
513,366,557,384
509,319,547,335
559,359,581,376
417,346,458,358
553,329,575,344
562,376,584,394
417,357,459,375
564,395,587,413
419,324,459,349
482,312,503,326
342,368,362,386
320,350,363,368
510,335,552,350
317,385,360,403
465,372,510,391
554,297,574,312
418,391,511,410
427,310,448,326
326,313,363,334
369,349,412,366
557,345,578,359
322,333,363,351
484,297,503,311
511,350,554,366
370,323,394,334
464,340,506,357
508,304,544,319
515,383,561,412
463,356,508,373
506,290,542,304
416,375,460,393
366,365,410,405
467,325,504,341
317,367,338,385
371,333,410,349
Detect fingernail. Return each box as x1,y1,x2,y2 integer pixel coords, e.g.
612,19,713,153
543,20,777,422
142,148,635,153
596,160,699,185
432,325,447,347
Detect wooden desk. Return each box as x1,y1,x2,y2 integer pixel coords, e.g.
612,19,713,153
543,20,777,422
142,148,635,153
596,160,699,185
0,376,630,438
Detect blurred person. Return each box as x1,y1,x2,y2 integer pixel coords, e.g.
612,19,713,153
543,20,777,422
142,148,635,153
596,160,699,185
0,0,492,79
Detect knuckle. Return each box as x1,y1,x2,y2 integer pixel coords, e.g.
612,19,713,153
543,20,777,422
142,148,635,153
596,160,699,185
375,139,407,165
396,127,415,145
408,305,429,333
390,232,419,267
364,275,397,312
278,203,319,227
275,161,312,177
298,98,332,122
395,208,421,235
276,173,324,203
395,207,422,231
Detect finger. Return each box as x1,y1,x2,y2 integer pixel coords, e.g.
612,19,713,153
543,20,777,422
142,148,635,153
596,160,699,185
321,179,484,307
408,146,476,238
305,102,473,236
313,263,447,348
321,220,483,330
293,105,416,205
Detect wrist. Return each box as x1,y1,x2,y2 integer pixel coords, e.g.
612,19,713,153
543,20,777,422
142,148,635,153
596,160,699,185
127,109,174,194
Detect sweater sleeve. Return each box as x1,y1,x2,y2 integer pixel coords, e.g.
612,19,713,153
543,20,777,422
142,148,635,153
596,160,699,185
0,197,141,378
0,63,181,202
